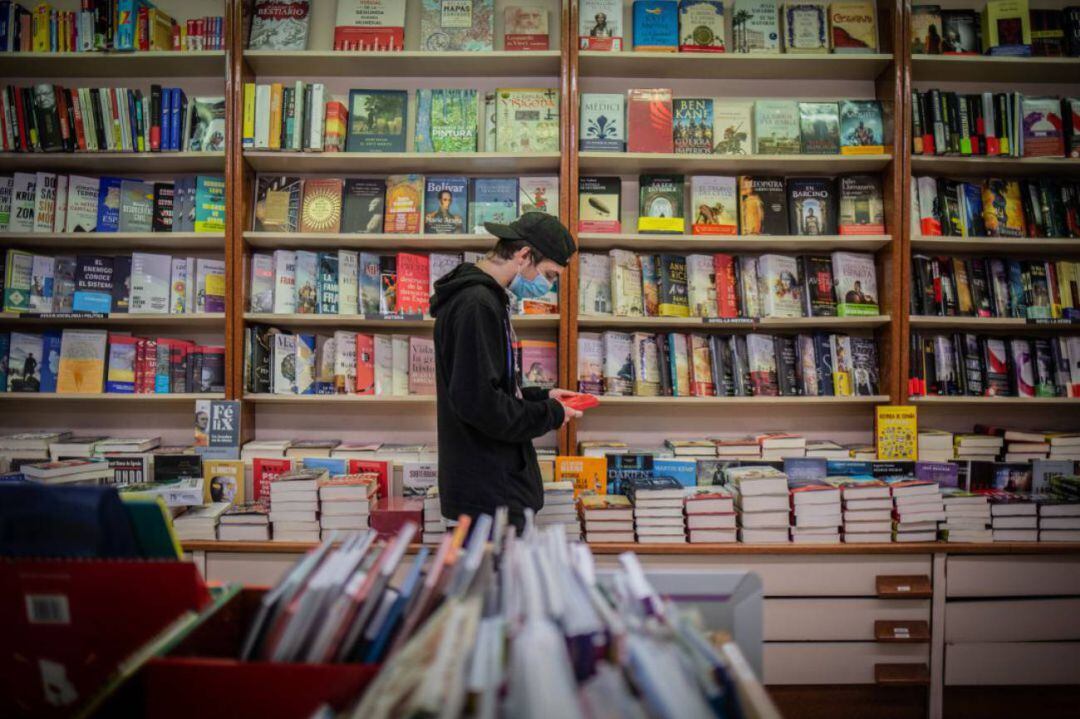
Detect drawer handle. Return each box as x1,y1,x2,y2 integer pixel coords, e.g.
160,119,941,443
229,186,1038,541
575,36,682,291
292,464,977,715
874,663,930,686
875,620,930,643
876,575,932,599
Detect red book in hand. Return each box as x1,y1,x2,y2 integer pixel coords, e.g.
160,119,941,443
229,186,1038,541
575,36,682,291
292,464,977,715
563,394,600,411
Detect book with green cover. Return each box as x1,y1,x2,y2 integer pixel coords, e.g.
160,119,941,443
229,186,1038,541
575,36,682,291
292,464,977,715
420,89,479,153
194,176,226,233
120,494,183,559
495,88,560,153
346,89,408,153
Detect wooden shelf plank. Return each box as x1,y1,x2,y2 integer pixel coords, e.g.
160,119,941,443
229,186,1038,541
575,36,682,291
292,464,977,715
909,316,1079,331
911,54,1080,83
0,50,226,77
585,395,891,407
910,236,1080,254
1,231,225,251
875,620,931,643
0,152,225,173
578,314,890,330
874,663,930,686
0,312,225,326
910,155,1080,177
579,152,893,174
243,50,561,77
244,232,497,250
243,151,561,173
579,51,894,80
577,233,892,252
0,392,224,402
876,574,933,599
245,393,435,404
243,313,559,329
911,396,1080,405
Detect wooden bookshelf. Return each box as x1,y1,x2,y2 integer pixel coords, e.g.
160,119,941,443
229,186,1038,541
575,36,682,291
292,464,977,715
586,395,891,407
909,316,1080,331
242,50,561,77
577,233,893,252
0,313,226,327
243,232,498,250
577,315,892,330
577,52,895,80
242,313,559,329
0,151,226,172
910,55,1080,83
242,151,561,174
578,152,895,174
244,393,435,405
910,236,1080,254
0,50,226,77
0,393,225,402
909,156,1080,176
1,232,226,251
909,396,1080,406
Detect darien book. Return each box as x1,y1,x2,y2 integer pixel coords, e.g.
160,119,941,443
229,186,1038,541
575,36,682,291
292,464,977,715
788,177,837,235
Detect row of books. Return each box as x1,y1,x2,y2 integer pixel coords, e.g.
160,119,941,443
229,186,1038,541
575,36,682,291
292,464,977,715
580,0,880,54
914,175,1080,239
582,249,879,319
248,0,551,53
2,329,224,394
920,426,1080,463
909,332,1080,398
579,330,880,397
243,85,559,155
910,255,1080,320
581,92,885,155
579,174,883,236
911,91,1079,159
248,249,556,318
1,172,224,235
1,84,225,154
257,468,379,542
252,174,558,235
910,2,1080,57
3,249,225,315
0,1,224,52
585,433,874,460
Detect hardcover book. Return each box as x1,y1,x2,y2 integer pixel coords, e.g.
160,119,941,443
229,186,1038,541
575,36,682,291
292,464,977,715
633,0,679,51
579,176,622,233
798,101,840,154
248,0,311,50
680,0,726,51
638,174,686,233
733,0,781,52
333,0,406,51
982,0,1032,54
424,176,469,234
690,175,738,234
505,6,550,50
345,90,407,153
469,178,518,233
830,0,877,52
783,1,828,52
519,176,559,216
579,0,624,50
396,253,430,315
739,176,788,234
911,4,943,53
753,100,801,154
673,98,714,154
941,9,980,53
788,177,837,235
518,339,558,389
581,93,627,151
627,88,675,153
831,251,880,316
712,100,754,154
981,179,1024,237
839,100,885,154
420,0,495,51
299,178,343,234
495,88,560,153
838,175,885,234
415,89,479,153
758,253,802,317
341,178,386,234
799,255,837,316
187,97,227,152
384,175,424,234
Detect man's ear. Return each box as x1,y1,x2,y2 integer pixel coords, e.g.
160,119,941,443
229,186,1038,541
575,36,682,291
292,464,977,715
514,246,532,265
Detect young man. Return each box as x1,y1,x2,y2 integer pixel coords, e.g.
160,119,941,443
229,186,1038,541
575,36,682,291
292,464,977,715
429,212,582,530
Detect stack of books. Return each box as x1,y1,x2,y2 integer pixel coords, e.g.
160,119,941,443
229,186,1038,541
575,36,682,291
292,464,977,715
788,478,842,544
981,491,1038,542
269,468,324,542
49,435,107,461
1040,476,1080,542
317,474,377,538
918,429,954,462
173,502,230,541
21,458,113,485
421,486,444,545
991,429,1051,463
217,502,270,541
953,434,1003,462
726,465,790,543
684,488,736,543
846,444,877,461
664,439,718,458
535,481,578,537
713,437,762,461
1048,434,1080,461
626,476,687,544
758,433,806,461
805,440,850,459
940,490,992,543
578,494,635,543
888,478,945,542
831,476,892,543
0,431,66,471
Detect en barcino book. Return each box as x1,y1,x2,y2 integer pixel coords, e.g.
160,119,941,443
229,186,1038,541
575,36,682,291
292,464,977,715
839,175,885,234
638,175,685,234
345,90,407,153
420,0,494,52
738,176,787,235
423,177,468,234
680,0,726,52
733,0,781,52
788,177,837,236
839,100,885,154
495,88,559,153
578,176,621,233
579,0,624,50
690,175,738,235
831,251,879,316
798,102,840,154
580,93,627,151
753,100,801,154
830,0,877,52
673,98,714,154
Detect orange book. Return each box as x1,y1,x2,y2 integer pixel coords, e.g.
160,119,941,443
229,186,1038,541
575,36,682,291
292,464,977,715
323,101,348,152
555,455,608,497
268,83,284,150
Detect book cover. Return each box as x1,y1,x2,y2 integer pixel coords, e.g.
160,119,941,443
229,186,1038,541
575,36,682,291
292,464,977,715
271,333,297,394
610,249,644,316
299,178,343,234
341,178,386,234
680,0,726,51
53,257,77,314
638,174,685,233
129,253,171,314
788,177,837,235
32,173,56,234
690,175,738,234
831,250,879,316
333,0,406,50
850,337,879,395
627,88,675,153
345,89,407,152
187,97,227,152
580,93,627,151
294,250,318,314
982,0,1032,53
839,99,885,154
429,253,462,297
713,254,739,317
8,332,43,392
911,4,943,53
753,100,801,154
420,0,495,51
63,176,99,233
197,259,227,314
194,176,226,233
633,1,679,51
8,173,37,234
739,176,788,235
579,0,624,50
746,333,778,395
800,255,837,316
577,332,604,393
686,254,716,316
519,176,559,216
379,256,398,314
248,0,311,50
579,254,612,315
72,255,114,314
57,329,107,394
739,256,761,317
468,177,517,233
90,177,121,233
294,334,316,394
838,175,885,234
424,176,468,234
579,176,621,233
272,250,297,314
317,253,339,314
798,101,840,154
495,88,560,153
673,98,714,154
110,257,131,314
384,175,424,234
602,330,634,395
505,6,550,49
981,179,1024,238
941,9,979,53
396,253,430,315
152,183,174,232
253,176,303,233
711,100,753,154
249,254,274,314
733,0,781,52
105,334,137,394
556,455,608,496
783,1,828,52
28,255,53,314
758,253,802,317
118,179,154,233
830,0,877,52
1021,96,1065,157
519,339,558,389
416,89,479,153
408,336,436,394
658,254,690,317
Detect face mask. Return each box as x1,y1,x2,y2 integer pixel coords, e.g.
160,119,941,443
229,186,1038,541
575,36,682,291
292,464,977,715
509,270,552,299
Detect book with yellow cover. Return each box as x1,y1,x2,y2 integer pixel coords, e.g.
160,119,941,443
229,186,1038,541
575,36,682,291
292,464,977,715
875,405,917,461
203,459,245,504
555,456,608,497
242,83,256,149
268,83,284,151
57,329,107,394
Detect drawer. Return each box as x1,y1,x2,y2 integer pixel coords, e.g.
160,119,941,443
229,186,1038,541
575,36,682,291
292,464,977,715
765,598,930,641
946,642,1080,685
946,556,1080,597
946,599,1080,642
764,642,928,685
615,555,933,596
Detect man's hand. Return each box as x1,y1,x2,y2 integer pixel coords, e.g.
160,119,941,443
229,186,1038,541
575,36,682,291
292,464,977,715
549,388,582,402
556,401,583,427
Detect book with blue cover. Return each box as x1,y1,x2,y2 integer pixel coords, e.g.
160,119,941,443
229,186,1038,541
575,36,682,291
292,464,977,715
783,456,827,480
468,178,518,233
302,457,349,475
633,0,679,50
424,176,469,234
606,453,655,495
825,459,873,476
73,256,114,314
96,177,123,232
38,331,61,394
653,457,697,487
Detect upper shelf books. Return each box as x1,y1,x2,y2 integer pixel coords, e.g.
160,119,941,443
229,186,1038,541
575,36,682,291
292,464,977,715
911,0,1080,57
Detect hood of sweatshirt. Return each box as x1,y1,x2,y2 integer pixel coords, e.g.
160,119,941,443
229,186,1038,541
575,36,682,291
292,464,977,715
429,262,509,318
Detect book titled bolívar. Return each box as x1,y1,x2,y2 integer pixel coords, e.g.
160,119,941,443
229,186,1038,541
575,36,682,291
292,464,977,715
424,177,469,234
739,176,788,235
334,0,406,51
753,100,800,154
495,88,559,153
628,88,674,153
638,175,685,234
680,0,726,51
633,1,679,51
579,176,621,233
733,0,780,52
830,1,877,52
690,176,738,234
505,6,549,50
788,177,836,236
579,0,624,50
831,251,879,316
384,175,423,234
839,100,884,155
345,90,407,153
248,0,310,50
839,175,885,234
420,0,495,51
673,98,714,154
580,93,627,151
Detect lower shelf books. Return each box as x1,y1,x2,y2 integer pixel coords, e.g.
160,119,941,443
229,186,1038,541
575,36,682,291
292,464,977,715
909,332,1080,398
578,330,880,398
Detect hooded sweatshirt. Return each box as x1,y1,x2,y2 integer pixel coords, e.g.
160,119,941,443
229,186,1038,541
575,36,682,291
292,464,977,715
429,262,564,526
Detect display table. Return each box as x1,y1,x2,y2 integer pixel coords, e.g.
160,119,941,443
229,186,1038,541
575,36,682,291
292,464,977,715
182,541,1080,719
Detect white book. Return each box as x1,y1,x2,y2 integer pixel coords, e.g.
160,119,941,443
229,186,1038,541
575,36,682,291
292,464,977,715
758,253,802,317
272,250,297,314
337,250,359,315
170,258,188,314
308,83,326,151
254,84,271,150
195,258,225,313
295,336,315,394
10,172,36,233
272,334,297,394
129,252,172,314
392,334,409,396
65,175,99,232
52,174,68,232
0,176,13,232
28,255,54,313
249,253,275,313
685,254,715,317
291,80,304,151
333,330,357,393
518,176,559,217
578,253,612,315
374,334,393,395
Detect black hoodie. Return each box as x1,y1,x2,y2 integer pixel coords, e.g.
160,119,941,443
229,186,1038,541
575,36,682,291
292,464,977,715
429,262,564,526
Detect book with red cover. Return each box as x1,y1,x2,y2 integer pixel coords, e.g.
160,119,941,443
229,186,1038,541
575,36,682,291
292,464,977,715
355,333,375,395
713,253,739,317
253,457,293,501
347,458,391,499
627,88,674,153
395,252,430,316
369,497,423,537
563,393,600,411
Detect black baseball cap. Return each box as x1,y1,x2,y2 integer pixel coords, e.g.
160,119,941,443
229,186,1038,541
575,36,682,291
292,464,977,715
484,212,577,267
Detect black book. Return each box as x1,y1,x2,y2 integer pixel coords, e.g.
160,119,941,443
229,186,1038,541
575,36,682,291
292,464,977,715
959,333,984,395
922,336,939,395
90,88,107,150
709,334,734,396
62,88,77,151
249,325,278,394
911,91,924,153
937,179,964,236
981,337,1009,396
787,177,837,236
1066,7,1080,57
199,348,226,393
656,333,673,396
850,337,878,396
813,332,834,396
798,255,837,316
657,254,689,316
110,256,131,313
739,176,788,235
341,179,387,233
154,453,203,483
968,258,993,317
728,335,751,396
1031,9,1066,56
30,84,63,152
929,89,946,154
150,85,162,148
74,255,115,313
936,257,958,315
773,335,800,396
152,183,174,231
1033,338,1058,395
